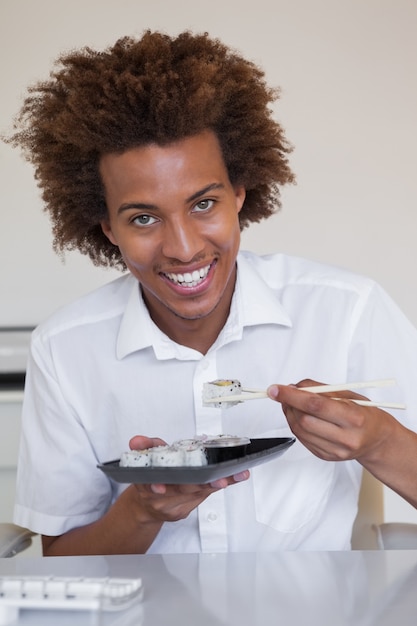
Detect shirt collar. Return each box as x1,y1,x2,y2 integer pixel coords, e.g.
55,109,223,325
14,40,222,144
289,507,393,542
116,252,292,360
234,252,292,328
116,279,202,361
116,278,155,359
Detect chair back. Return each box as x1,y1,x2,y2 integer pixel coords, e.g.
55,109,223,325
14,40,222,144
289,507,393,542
351,469,384,549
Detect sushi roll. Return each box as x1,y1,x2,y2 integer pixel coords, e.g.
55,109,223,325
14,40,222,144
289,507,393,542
202,379,242,408
172,438,208,466
150,445,186,467
120,434,254,468
119,449,152,467
174,437,206,448
179,442,208,466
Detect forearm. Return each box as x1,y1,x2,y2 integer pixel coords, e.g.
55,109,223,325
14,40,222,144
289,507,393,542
359,421,417,510
42,485,163,556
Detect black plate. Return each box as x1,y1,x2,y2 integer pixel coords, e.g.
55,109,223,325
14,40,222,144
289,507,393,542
97,437,295,485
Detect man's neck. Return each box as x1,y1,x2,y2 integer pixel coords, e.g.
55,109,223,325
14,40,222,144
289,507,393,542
142,272,236,355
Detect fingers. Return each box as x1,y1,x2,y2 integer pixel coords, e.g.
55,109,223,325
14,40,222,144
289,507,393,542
133,473,250,523
210,470,250,489
129,435,167,450
150,483,167,495
267,381,369,426
128,438,251,522
148,469,250,494
267,379,392,461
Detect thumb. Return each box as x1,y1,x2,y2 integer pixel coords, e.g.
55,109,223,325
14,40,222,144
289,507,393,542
129,435,166,450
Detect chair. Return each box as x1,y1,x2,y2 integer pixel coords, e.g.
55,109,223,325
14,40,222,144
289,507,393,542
372,522,417,550
0,523,37,558
351,469,384,549
351,468,417,550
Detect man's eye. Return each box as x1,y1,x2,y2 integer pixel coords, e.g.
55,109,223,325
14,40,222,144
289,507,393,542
133,214,157,226
193,199,214,212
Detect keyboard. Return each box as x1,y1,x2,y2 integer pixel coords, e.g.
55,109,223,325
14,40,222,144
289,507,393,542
0,575,143,623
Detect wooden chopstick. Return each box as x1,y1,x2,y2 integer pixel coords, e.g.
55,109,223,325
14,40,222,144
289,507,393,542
204,378,406,409
331,399,406,409
204,391,268,403
299,378,396,394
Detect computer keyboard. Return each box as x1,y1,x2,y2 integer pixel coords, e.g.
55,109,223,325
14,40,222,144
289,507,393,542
0,575,143,623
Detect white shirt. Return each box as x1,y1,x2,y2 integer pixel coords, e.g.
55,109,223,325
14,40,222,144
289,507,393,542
14,251,417,551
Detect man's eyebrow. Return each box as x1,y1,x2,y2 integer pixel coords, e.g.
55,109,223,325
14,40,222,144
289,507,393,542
117,183,225,214
186,183,224,203
117,202,156,214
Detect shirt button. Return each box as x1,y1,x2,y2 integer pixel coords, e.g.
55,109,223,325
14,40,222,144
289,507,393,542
207,512,218,522
201,360,210,370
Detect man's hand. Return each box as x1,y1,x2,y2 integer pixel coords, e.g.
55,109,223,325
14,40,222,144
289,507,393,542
266,380,395,463
129,435,249,523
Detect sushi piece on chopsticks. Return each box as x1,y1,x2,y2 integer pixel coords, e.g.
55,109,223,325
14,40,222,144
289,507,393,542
202,378,406,410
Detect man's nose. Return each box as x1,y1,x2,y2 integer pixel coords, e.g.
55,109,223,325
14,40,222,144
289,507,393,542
161,219,204,261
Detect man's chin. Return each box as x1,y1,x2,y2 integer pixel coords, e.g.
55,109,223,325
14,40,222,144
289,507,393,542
170,306,215,321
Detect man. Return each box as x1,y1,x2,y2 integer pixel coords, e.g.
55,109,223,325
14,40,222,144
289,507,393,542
7,31,417,555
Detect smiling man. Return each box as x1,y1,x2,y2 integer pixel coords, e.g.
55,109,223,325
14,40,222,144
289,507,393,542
99,131,246,353
7,31,417,556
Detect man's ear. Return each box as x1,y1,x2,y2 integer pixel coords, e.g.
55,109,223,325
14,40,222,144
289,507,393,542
100,219,117,246
235,186,246,214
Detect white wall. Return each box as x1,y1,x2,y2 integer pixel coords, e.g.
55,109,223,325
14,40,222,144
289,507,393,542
1,0,416,522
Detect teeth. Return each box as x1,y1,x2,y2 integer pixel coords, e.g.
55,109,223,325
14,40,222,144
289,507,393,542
165,264,210,287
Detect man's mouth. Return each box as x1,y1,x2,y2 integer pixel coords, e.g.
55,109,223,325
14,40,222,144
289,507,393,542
163,263,211,288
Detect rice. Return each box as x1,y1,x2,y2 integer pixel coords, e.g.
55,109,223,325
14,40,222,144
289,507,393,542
119,449,152,467
202,379,242,408
119,439,208,468
181,443,208,466
151,445,186,467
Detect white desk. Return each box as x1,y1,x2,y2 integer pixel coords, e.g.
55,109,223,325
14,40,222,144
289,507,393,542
1,550,417,625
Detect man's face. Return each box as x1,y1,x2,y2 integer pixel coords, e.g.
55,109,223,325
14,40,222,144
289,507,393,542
100,130,245,334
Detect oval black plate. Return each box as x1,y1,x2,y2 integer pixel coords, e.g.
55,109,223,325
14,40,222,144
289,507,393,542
97,437,295,485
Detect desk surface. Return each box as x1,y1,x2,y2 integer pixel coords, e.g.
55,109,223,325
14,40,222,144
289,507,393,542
1,550,417,625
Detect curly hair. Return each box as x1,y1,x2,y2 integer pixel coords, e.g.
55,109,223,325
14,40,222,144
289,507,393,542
6,30,295,269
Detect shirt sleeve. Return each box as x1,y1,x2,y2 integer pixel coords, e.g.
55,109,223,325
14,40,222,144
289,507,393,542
13,332,114,536
348,281,417,431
